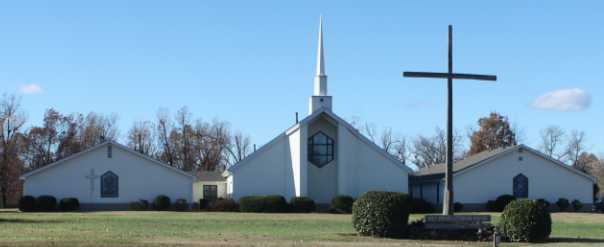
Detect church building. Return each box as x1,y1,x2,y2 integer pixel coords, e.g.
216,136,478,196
222,18,413,207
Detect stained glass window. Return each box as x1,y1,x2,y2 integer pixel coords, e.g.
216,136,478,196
513,174,528,198
307,131,334,168
101,171,118,197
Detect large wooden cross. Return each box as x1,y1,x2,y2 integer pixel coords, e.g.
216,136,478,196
403,25,497,215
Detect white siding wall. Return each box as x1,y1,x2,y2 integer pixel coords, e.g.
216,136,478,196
231,139,286,201
455,149,593,204
307,117,337,203
192,182,227,202
23,144,193,204
357,139,409,197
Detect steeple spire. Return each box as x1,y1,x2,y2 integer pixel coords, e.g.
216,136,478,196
309,15,332,114
316,15,325,76
313,15,328,96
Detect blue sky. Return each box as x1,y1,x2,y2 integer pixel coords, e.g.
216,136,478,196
1,1,602,158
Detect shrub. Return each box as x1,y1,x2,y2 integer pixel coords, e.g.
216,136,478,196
330,195,354,214
59,197,80,212
536,199,550,210
175,198,188,212
495,195,516,212
453,202,463,212
35,195,57,212
128,199,148,211
238,196,265,213
153,195,171,211
500,200,552,242
401,193,414,213
19,196,36,212
199,199,208,210
486,200,497,212
412,198,434,213
555,198,569,212
571,199,583,212
208,198,238,212
291,197,315,213
264,195,288,213
352,191,410,238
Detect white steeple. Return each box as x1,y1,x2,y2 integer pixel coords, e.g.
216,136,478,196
314,15,327,95
309,15,332,114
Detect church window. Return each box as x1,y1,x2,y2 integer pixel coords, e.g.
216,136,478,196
101,171,118,197
204,185,217,200
513,174,528,198
307,131,334,168
108,146,112,158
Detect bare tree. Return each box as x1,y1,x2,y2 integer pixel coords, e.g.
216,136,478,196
565,130,589,171
539,125,565,160
0,93,27,208
411,127,465,169
175,106,193,170
223,131,251,168
125,120,157,156
156,107,175,166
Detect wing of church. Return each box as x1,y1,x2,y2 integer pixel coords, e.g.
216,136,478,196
20,141,199,211
222,17,413,207
410,144,598,212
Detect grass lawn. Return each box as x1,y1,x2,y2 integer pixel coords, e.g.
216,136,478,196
1,210,603,246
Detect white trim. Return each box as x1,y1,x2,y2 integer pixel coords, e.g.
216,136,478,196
20,140,198,180
453,144,598,182
226,107,414,174
194,181,228,184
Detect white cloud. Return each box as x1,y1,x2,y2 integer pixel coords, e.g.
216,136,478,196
19,84,44,94
529,88,590,112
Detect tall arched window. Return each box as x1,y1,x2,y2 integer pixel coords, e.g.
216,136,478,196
513,174,528,198
307,131,334,168
101,171,119,198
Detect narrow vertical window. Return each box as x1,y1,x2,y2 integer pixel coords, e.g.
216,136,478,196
203,185,218,200
513,174,528,198
101,171,118,197
108,146,112,158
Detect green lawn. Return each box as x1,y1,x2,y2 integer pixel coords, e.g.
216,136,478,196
0,210,603,246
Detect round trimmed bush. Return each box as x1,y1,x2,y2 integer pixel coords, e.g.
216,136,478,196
291,197,315,213
264,195,287,213
36,195,57,212
330,195,354,214
536,199,550,210
500,200,552,242
495,195,516,212
238,196,265,212
153,195,171,211
555,198,569,212
453,202,463,212
571,199,582,212
19,195,36,212
60,197,80,212
352,191,410,238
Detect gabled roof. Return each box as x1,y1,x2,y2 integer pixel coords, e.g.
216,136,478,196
186,171,226,182
410,144,597,183
20,140,197,180
225,107,414,175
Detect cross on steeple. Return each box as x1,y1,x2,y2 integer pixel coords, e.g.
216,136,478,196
403,25,497,215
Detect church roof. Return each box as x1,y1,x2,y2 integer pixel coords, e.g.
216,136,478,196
186,171,226,182
224,106,414,176
20,140,198,180
410,144,597,183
